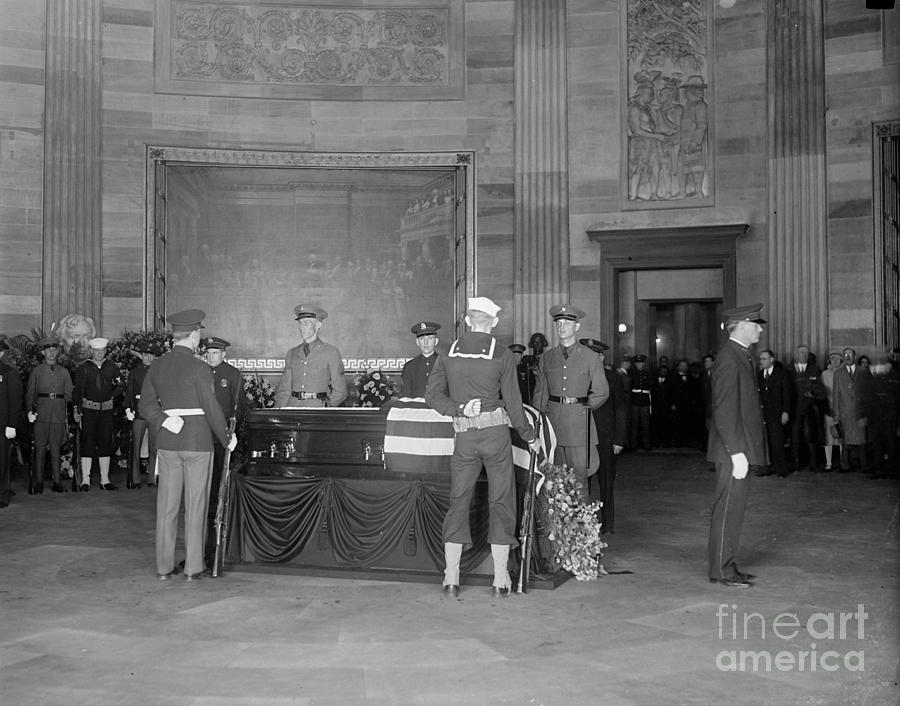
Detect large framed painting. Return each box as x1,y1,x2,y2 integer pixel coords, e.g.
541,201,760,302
145,147,475,373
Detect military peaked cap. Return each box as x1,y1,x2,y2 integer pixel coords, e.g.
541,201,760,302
168,310,206,332
411,322,440,337
202,336,230,350
549,304,585,321
579,338,609,354
722,303,766,325
508,343,526,353
294,305,327,321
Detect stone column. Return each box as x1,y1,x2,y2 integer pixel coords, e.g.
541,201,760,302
42,0,102,327
767,0,827,359
514,0,569,342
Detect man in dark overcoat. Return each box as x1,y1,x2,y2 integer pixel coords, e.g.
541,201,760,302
139,310,235,581
787,343,827,471
707,304,768,588
756,349,792,477
0,337,23,508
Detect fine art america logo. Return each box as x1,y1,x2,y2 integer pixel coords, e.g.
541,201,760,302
715,604,867,673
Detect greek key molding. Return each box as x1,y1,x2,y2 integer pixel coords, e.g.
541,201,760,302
154,0,464,100
228,357,409,371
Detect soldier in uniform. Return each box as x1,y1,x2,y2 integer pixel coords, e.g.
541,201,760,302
508,343,528,402
400,322,441,397
25,337,73,493
629,354,653,450
275,306,347,408
73,337,122,490
532,305,609,503
124,341,161,488
580,338,628,534
426,297,541,597
139,310,235,581
0,337,23,508
201,335,246,567
707,304,767,588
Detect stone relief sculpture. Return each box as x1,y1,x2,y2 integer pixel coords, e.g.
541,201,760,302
624,0,712,207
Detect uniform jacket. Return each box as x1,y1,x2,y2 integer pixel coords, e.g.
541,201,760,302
400,353,438,398
532,342,609,447
706,339,768,465
138,345,229,452
629,368,653,407
426,332,535,442
831,365,872,445
26,363,73,424
124,363,150,420
0,361,23,430
592,366,628,448
275,338,347,408
210,361,246,425
73,359,122,407
757,365,792,422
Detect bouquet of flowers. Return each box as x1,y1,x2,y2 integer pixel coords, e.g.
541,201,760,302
352,370,398,408
243,375,276,409
538,462,607,581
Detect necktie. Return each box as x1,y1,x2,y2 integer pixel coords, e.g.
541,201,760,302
95,363,102,391
561,345,568,361
765,369,769,378
302,343,310,357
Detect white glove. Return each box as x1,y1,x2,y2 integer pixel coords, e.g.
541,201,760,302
462,398,482,418
730,452,749,480
125,408,135,421
227,433,238,452
527,437,542,454
4,426,15,440
162,416,184,434
27,411,38,423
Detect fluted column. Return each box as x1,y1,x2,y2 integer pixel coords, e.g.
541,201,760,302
42,0,102,327
514,0,569,342
767,0,827,359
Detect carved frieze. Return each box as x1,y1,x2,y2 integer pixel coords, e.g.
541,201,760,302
622,0,714,209
155,0,464,100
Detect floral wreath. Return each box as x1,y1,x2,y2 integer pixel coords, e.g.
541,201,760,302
352,369,398,408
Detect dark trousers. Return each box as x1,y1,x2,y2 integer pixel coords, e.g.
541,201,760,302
34,421,67,484
708,462,750,580
443,425,517,547
130,418,157,483
763,417,787,475
840,443,868,472
81,408,114,457
630,406,651,449
0,436,11,504
205,441,227,562
870,418,898,477
595,443,617,532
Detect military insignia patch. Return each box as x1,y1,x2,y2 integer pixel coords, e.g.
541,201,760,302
220,378,228,388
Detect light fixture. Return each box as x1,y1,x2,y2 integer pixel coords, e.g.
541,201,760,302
617,323,628,340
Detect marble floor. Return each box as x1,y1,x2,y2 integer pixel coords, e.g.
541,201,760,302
0,452,897,705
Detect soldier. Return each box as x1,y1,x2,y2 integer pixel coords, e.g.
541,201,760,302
275,306,347,408
201,335,246,568
139,310,235,581
124,341,161,488
425,296,541,598
508,343,528,402
532,305,609,503
629,354,653,451
25,337,74,493
580,338,628,534
73,337,122,490
517,333,547,403
400,322,441,397
0,336,23,508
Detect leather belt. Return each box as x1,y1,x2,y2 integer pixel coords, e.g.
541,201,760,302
631,389,651,394
81,398,113,411
38,393,64,399
453,407,510,433
548,395,588,405
292,391,327,400
164,408,205,416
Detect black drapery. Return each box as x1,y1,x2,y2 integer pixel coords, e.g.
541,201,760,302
226,473,490,572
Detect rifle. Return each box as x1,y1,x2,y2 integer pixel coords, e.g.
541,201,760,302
29,431,37,495
516,451,538,594
71,417,81,492
211,416,237,578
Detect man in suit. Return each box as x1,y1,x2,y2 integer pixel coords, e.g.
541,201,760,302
275,305,347,408
0,337,23,508
532,305,609,503
700,353,715,452
707,304,768,588
580,338,628,534
400,322,441,398
139,310,236,581
124,341,161,488
831,347,872,473
757,349,792,477
787,343,827,472
425,296,541,598
25,337,73,493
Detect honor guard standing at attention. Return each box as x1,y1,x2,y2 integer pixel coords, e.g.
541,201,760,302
139,310,236,581
73,337,122,490
508,343,529,402
124,341,161,489
201,335,246,567
532,305,609,502
400,322,441,397
25,337,74,493
0,337,23,508
275,306,347,408
426,297,542,598
706,304,768,588
629,354,653,450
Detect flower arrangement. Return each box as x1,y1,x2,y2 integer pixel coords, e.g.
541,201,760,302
243,374,276,409
537,462,607,581
351,370,398,408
